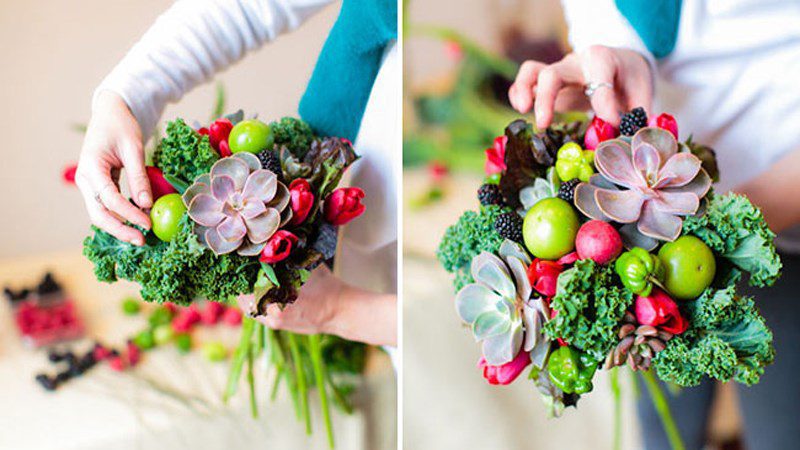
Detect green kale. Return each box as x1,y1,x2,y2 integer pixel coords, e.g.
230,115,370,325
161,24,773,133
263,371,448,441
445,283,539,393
653,282,774,386
683,193,781,287
83,215,258,305
544,260,634,364
436,205,509,291
270,117,315,158
153,118,219,188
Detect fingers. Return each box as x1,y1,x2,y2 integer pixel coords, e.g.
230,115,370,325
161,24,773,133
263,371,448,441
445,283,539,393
581,46,623,126
618,50,654,114
76,173,145,245
96,175,151,230
120,140,152,209
509,60,544,114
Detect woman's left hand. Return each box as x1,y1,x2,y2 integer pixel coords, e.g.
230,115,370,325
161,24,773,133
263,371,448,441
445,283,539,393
237,266,397,347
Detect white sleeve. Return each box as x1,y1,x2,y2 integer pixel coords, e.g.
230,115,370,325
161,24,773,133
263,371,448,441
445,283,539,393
560,0,656,70
94,0,335,140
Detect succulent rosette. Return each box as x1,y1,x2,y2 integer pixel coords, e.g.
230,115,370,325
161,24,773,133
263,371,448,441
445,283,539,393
575,127,712,249
438,111,781,429
183,152,291,256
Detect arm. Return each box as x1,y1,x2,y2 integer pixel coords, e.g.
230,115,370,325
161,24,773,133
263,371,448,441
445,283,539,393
508,0,654,128
734,148,800,234
243,266,397,347
76,0,333,244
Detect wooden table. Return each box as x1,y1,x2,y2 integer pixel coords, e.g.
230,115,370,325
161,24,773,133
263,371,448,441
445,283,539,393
0,249,395,450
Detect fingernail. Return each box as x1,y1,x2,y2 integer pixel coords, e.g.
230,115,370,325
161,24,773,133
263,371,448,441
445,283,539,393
139,192,152,206
132,237,144,246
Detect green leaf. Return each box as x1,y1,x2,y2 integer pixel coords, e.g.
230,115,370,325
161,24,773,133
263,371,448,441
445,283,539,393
163,173,189,194
211,82,226,121
260,263,280,287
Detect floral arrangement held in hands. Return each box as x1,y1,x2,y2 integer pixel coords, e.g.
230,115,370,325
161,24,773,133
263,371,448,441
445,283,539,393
83,110,367,447
438,109,781,447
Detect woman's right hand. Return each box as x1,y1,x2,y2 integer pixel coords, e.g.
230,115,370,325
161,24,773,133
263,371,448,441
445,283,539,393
76,91,152,246
508,45,653,129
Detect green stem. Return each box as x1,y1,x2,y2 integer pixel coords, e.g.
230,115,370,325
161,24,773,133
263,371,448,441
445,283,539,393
270,330,301,418
224,317,255,402
270,367,283,401
610,367,622,450
287,332,311,434
309,334,335,449
247,344,258,418
642,370,685,450
325,370,354,415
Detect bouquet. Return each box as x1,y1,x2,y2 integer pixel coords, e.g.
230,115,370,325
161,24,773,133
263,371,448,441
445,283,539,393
437,109,781,449
83,108,367,447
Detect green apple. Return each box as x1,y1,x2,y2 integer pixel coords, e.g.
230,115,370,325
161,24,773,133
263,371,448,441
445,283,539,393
228,119,273,154
151,193,186,242
657,235,716,300
522,197,580,260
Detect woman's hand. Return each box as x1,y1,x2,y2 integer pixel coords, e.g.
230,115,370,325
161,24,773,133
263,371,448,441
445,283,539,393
76,91,152,246
238,266,397,347
508,46,653,129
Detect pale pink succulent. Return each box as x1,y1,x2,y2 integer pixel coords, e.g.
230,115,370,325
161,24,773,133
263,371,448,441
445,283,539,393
575,127,711,248
183,153,291,256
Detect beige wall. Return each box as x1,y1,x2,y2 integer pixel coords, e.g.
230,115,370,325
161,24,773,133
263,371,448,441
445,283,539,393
0,0,338,258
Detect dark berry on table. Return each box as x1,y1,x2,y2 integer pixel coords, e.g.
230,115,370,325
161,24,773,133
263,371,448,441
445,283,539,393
48,350,65,363
36,374,57,391
557,178,581,203
494,212,524,244
477,184,505,206
55,371,70,383
257,150,283,179
619,107,648,136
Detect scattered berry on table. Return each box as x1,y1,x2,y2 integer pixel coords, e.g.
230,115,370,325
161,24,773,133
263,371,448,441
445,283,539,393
121,297,141,315
557,178,581,203
203,342,227,362
619,107,648,136
494,212,524,243
175,333,192,354
477,184,505,206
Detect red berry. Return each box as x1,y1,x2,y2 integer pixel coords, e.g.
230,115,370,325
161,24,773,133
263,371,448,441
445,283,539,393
222,307,242,326
201,302,225,325
126,341,141,366
108,356,126,372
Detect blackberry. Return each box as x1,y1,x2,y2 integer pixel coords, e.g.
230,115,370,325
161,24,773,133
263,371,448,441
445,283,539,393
494,212,524,243
619,107,648,136
557,178,581,203
477,184,504,206
257,150,282,179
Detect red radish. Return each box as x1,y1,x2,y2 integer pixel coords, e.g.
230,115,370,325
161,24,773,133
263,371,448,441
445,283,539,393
575,220,623,265
145,166,178,200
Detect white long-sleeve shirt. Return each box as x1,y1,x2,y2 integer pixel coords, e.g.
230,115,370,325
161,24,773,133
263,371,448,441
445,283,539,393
95,0,398,297
562,0,800,194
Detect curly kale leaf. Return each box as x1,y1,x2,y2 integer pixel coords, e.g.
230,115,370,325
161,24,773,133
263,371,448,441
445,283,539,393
683,193,781,287
269,117,315,159
653,284,774,386
436,205,508,291
544,260,634,364
83,215,258,305
154,118,219,187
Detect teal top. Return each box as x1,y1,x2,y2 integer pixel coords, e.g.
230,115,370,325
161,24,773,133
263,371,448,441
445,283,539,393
299,0,397,142
615,0,683,59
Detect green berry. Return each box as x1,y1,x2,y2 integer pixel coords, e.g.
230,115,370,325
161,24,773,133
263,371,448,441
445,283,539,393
148,306,173,328
121,297,141,315
153,324,174,345
203,342,227,362
175,333,192,354
133,330,155,350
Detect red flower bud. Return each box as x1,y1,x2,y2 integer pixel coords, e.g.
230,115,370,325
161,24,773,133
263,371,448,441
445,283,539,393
584,116,618,150
145,166,178,200
635,288,688,335
484,136,507,175
324,187,365,226
259,230,299,264
526,259,564,297
648,113,679,139
218,139,232,157
289,179,314,225
208,118,233,151
478,349,530,385
197,127,209,136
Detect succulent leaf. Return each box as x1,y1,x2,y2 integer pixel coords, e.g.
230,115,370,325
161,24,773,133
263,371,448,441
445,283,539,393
455,284,501,324
473,310,512,340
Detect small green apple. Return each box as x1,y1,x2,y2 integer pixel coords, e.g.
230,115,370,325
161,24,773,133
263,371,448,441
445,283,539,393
657,235,716,300
228,119,273,154
522,197,580,260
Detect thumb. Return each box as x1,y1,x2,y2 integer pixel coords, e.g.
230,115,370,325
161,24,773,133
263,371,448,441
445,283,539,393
120,139,152,209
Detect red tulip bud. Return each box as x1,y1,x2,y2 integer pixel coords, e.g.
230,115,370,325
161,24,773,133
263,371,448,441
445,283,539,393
218,139,232,157
324,187,365,226
208,118,233,151
289,179,314,225
259,230,299,264
145,166,178,200
648,113,679,139
484,136,507,175
584,116,618,150
635,288,688,335
478,349,531,385
197,127,209,136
